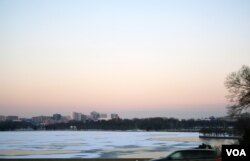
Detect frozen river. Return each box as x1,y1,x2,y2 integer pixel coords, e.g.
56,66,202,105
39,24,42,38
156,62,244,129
0,131,236,158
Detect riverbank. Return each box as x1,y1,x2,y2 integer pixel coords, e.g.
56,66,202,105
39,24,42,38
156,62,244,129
199,135,241,139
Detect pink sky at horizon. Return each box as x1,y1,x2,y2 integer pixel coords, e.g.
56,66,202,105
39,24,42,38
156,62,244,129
0,62,229,118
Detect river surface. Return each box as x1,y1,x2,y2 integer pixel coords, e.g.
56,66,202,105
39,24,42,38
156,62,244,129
0,131,237,158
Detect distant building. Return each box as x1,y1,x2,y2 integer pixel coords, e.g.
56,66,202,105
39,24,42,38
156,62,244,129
6,116,18,121
0,115,6,122
72,112,82,121
53,114,62,121
63,115,71,121
32,116,52,125
85,115,93,121
90,111,100,121
111,113,119,120
20,118,32,122
81,114,88,122
99,113,108,120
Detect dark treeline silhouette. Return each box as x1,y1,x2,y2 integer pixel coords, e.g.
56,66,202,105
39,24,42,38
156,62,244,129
0,121,36,131
0,117,235,131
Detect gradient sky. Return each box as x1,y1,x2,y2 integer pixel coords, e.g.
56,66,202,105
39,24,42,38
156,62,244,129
0,0,250,118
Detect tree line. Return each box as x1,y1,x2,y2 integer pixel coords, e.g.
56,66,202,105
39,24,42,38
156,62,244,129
0,117,235,131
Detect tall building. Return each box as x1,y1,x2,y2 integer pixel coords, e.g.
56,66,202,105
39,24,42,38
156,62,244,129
72,112,82,121
31,116,52,125
81,114,87,121
90,111,100,121
111,113,119,120
52,114,62,121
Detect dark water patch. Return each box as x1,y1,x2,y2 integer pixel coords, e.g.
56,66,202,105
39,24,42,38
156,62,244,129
104,144,117,147
99,152,118,158
26,146,44,149
113,145,140,149
80,149,102,153
155,142,167,146
74,155,87,157
99,150,136,158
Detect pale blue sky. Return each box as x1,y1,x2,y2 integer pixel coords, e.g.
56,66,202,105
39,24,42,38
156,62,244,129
0,0,250,118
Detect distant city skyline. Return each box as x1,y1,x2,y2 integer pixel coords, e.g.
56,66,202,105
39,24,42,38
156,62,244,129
0,105,227,119
1,0,250,119
0,109,224,120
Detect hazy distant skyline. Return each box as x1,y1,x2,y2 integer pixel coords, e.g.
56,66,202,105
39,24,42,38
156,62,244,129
1,0,250,119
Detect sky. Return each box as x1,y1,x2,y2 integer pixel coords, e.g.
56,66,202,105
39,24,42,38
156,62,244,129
0,0,250,119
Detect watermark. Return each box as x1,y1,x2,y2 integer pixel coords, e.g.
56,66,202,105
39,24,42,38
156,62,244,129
222,145,250,161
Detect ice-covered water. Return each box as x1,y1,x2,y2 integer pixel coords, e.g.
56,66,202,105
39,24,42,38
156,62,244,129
0,131,234,158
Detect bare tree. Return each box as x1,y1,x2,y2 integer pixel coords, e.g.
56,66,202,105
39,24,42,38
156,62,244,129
225,65,250,117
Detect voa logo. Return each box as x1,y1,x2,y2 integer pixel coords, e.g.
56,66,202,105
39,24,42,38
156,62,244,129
226,149,246,157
